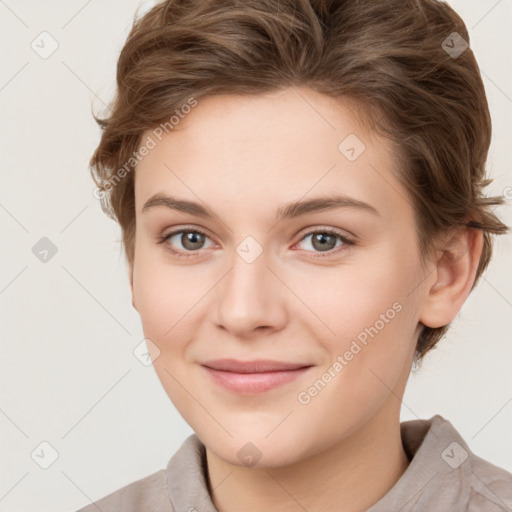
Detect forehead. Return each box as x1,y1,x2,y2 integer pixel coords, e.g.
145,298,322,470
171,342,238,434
134,87,410,222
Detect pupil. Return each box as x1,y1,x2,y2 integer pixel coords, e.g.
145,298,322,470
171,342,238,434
313,233,336,251
183,231,204,250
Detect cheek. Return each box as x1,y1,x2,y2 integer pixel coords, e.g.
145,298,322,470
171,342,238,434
132,252,204,351
294,248,421,394
291,250,419,342
132,256,202,415
294,296,418,441
134,235,212,310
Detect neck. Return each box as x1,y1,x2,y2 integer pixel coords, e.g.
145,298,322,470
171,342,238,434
205,406,410,512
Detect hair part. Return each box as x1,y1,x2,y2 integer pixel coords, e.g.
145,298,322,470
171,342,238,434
89,0,508,365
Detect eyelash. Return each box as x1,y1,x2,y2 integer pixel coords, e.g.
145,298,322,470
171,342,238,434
157,226,354,259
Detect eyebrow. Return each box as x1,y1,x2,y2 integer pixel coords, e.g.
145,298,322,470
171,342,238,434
141,192,380,220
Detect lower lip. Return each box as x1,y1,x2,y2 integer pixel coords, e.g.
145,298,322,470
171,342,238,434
202,366,312,394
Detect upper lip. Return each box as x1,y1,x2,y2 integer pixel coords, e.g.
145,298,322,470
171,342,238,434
201,359,312,373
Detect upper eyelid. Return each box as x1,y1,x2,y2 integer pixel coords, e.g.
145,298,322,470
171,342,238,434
163,226,215,244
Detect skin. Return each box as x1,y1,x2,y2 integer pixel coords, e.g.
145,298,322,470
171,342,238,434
129,87,483,512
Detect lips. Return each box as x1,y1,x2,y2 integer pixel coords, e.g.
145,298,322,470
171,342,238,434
201,359,311,373
201,359,313,394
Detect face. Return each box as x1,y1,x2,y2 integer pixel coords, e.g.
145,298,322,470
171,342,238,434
130,87,431,468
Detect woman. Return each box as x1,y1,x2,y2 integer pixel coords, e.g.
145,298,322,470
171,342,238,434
78,0,512,510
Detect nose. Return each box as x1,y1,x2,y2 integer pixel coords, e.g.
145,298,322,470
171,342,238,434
213,244,288,339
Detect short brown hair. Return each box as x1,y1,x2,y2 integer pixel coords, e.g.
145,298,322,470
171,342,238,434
89,0,508,364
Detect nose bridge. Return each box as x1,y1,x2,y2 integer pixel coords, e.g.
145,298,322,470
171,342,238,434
214,236,286,336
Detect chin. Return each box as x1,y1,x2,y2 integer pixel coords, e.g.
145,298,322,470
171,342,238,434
198,421,322,470
206,439,306,470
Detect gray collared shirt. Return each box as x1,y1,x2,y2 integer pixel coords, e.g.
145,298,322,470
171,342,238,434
75,415,512,511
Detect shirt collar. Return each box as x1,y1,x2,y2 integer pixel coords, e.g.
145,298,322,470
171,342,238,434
166,414,472,512
367,414,473,511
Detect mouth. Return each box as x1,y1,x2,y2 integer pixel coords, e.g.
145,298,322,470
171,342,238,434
201,359,314,394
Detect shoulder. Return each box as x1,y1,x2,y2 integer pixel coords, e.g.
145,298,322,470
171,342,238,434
74,467,172,512
390,415,512,512
72,434,204,512
466,451,512,511
430,415,512,511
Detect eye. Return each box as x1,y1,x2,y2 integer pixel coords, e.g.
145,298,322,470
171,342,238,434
158,228,214,257
294,228,354,258
157,226,354,259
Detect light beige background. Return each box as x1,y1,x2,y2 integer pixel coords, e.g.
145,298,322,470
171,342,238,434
0,1,510,511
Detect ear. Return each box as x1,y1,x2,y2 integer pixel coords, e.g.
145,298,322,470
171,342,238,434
129,264,138,311
419,227,484,328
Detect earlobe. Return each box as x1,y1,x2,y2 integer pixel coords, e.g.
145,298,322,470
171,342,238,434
419,228,484,329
